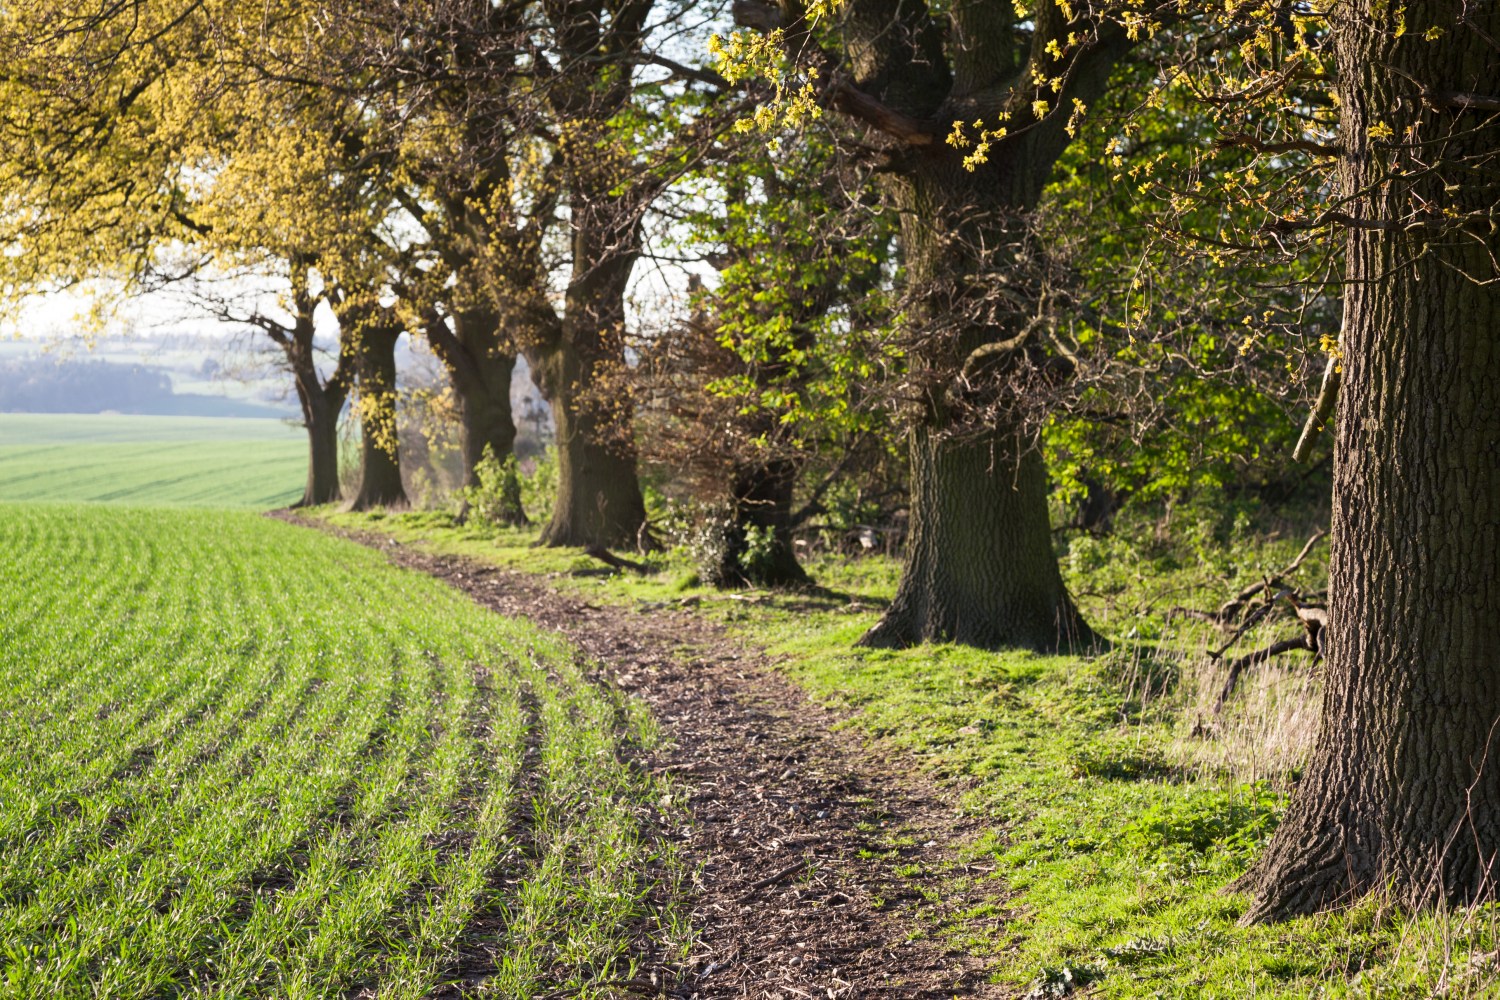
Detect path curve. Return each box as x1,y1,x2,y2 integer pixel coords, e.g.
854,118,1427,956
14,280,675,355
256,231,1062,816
276,513,1005,999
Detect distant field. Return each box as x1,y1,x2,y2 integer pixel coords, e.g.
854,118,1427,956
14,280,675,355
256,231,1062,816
0,413,305,507
0,504,671,998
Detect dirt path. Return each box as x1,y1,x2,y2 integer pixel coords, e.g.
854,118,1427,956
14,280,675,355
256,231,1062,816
276,513,1004,999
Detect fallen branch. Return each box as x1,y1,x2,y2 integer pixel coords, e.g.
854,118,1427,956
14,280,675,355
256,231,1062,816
1206,591,1289,659
1170,528,1327,626
1213,637,1316,714
743,859,814,897
1212,594,1327,713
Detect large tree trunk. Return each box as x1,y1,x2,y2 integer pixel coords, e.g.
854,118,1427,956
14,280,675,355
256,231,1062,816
293,382,344,508
1237,0,1500,921
526,201,648,550
861,424,1093,650
457,353,518,487
430,305,520,489
349,324,408,511
532,343,648,548
861,161,1094,652
273,258,352,509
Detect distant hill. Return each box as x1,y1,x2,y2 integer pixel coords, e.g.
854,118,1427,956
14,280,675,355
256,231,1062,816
0,357,291,419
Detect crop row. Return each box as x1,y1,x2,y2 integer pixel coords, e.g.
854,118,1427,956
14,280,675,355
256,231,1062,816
0,504,678,998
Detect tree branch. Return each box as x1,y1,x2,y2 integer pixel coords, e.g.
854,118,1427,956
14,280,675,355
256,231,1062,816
1292,354,1340,462
827,80,936,145
731,0,937,146
644,53,729,91
1214,132,1340,157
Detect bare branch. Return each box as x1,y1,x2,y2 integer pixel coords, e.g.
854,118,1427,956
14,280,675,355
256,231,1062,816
1214,132,1340,157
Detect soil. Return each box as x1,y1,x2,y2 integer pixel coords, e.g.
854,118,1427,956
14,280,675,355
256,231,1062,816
274,512,1009,999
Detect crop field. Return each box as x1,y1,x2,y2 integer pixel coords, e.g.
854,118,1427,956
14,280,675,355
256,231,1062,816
0,414,304,507
0,504,675,998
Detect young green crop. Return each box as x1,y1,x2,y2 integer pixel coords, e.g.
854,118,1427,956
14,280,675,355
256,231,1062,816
0,415,304,507
0,504,679,998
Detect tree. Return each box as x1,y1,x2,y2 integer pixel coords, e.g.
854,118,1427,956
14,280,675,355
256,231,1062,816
423,298,520,493
324,0,712,547
338,0,544,491
1219,0,1500,920
723,0,1161,649
1038,54,1343,520
194,257,355,507
280,270,355,508
500,0,656,549
641,130,899,587
0,1,211,334
338,292,410,510
0,0,409,509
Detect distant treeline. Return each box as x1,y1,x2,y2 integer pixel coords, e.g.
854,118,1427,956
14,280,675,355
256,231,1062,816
0,357,284,418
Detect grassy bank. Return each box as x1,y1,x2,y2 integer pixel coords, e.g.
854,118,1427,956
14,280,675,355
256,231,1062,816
315,504,1500,999
0,504,681,998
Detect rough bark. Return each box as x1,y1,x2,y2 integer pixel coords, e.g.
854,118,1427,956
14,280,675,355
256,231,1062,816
456,354,518,486
349,322,408,511
292,378,346,508
426,304,520,488
859,153,1107,651
795,0,1133,651
1238,0,1500,920
252,259,353,509
524,170,649,549
529,331,648,549
860,424,1095,650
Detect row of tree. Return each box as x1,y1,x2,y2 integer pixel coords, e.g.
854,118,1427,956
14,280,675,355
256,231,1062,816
1,0,1497,925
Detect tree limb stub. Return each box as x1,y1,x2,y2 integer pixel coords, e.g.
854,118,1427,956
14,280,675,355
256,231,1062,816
730,0,781,31
1293,356,1341,462
1427,88,1500,112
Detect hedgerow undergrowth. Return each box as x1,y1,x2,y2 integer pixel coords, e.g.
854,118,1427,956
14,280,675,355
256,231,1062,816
0,503,682,998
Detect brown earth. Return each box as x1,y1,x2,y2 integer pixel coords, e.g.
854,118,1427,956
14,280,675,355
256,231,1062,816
274,512,1010,999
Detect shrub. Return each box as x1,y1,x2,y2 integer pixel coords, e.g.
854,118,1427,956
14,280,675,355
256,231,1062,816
685,506,788,588
520,446,558,526
464,446,527,527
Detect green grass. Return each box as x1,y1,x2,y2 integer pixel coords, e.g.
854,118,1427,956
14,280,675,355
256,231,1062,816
0,503,682,998
0,414,305,507
318,503,1500,998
